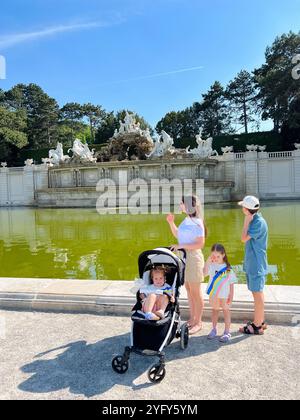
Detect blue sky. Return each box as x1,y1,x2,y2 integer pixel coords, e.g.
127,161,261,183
0,0,299,129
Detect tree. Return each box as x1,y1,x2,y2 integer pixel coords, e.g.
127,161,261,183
95,111,117,144
59,102,84,144
3,83,60,148
156,111,185,141
200,81,232,136
0,107,28,162
254,31,300,132
226,70,258,133
81,103,106,143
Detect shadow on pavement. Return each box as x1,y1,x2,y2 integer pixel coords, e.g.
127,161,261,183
18,330,249,398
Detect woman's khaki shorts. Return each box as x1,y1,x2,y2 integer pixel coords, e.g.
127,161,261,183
184,250,204,284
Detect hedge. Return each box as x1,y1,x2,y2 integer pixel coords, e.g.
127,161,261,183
175,131,283,153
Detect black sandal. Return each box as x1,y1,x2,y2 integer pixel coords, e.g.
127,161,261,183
244,320,268,330
241,323,264,335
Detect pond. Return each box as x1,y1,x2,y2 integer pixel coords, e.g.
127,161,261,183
0,201,299,285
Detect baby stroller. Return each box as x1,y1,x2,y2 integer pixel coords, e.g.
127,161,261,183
112,247,189,383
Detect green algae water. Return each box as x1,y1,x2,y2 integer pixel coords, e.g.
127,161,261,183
0,201,299,285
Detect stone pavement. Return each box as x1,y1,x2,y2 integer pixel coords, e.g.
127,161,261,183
0,310,299,400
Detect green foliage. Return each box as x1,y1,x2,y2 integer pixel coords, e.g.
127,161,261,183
81,103,106,143
95,111,117,144
200,81,232,136
213,131,283,153
0,107,28,162
254,31,300,131
226,70,258,133
4,83,60,148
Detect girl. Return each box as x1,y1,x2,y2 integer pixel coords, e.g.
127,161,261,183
204,244,237,343
167,195,206,335
139,266,175,321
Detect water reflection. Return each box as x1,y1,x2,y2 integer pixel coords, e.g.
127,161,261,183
0,202,299,285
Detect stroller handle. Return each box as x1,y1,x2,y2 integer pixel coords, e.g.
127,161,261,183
165,246,187,262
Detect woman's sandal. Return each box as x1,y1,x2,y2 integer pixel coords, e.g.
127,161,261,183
189,323,203,335
240,322,264,335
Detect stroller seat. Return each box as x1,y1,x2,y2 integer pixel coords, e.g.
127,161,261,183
131,264,178,324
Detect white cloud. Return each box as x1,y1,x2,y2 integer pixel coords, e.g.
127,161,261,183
0,20,119,49
99,66,205,86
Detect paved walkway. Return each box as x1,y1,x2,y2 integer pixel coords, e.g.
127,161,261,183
0,310,299,400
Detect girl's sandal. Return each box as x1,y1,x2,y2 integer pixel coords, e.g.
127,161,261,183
240,323,264,335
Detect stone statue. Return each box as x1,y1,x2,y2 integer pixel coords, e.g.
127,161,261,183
221,146,234,154
1,162,7,168
294,143,300,150
124,111,134,132
68,139,97,163
186,131,218,158
147,130,175,158
49,142,70,165
246,144,258,152
113,111,152,139
42,158,53,167
258,145,267,152
98,113,154,162
24,159,34,166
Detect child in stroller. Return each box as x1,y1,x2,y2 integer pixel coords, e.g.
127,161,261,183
112,247,189,383
140,266,175,321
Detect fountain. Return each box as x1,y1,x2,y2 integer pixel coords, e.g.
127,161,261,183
34,115,234,207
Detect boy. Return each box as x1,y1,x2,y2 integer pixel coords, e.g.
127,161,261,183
238,196,268,335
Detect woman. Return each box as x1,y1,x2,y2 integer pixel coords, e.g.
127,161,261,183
166,195,206,335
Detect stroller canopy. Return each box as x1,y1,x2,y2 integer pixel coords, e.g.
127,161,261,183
138,247,185,287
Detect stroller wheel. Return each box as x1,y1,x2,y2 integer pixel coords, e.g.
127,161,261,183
180,323,189,350
112,356,129,374
148,363,166,383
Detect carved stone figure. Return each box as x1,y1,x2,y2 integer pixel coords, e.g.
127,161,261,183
24,159,34,166
246,144,258,152
221,146,234,154
42,158,53,167
98,112,154,161
186,131,218,158
147,130,175,158
48,142,70,165
68,139,97,163
258,145,267,152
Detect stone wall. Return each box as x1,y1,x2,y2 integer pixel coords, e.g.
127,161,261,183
217,149,300,200
1,150,300,207
0,165,48,206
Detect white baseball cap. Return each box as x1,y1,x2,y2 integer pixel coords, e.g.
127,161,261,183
238,196,260,210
